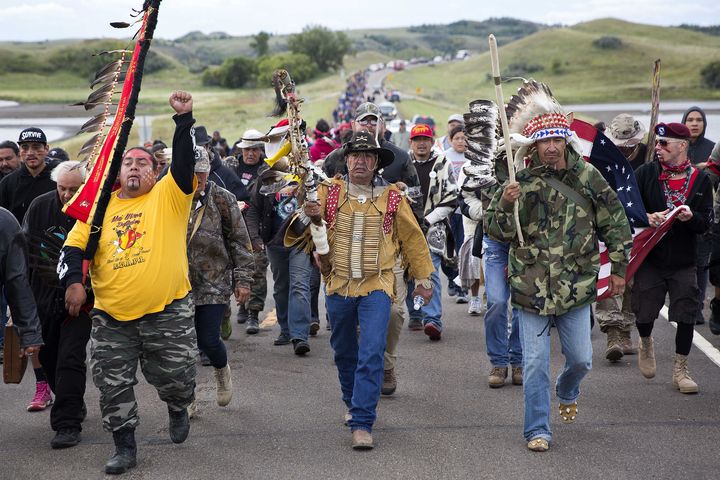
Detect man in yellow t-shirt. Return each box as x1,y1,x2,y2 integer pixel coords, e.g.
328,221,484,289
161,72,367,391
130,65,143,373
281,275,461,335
59,91,199,475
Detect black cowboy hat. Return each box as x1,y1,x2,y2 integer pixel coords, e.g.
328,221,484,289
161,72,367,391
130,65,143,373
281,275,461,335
342,130,394,170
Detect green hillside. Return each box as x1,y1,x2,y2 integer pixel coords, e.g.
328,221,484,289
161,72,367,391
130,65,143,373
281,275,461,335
387,18,720,116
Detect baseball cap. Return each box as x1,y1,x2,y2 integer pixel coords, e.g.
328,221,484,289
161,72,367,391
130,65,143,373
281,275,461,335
18,127,47,144
447,113,464,124
354,102,382,121
410,124,434,140
46,147,69,162
194,146,211,172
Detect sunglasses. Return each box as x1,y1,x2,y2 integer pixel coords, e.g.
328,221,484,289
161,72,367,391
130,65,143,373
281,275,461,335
655,139,684,147
357,118,379,126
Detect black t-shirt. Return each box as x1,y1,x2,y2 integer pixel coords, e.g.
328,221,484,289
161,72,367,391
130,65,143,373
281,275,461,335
414,159,435,208
235,161,264,188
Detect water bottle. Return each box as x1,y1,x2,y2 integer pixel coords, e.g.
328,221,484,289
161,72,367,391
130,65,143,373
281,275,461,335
413,295,425,311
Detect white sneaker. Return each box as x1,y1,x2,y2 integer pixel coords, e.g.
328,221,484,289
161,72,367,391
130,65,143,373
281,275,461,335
468,297,482,316
214,364,233,407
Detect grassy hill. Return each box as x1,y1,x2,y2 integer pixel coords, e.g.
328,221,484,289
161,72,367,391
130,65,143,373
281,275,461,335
387,18,720,120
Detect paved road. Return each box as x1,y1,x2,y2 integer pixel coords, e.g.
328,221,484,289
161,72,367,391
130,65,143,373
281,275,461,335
2,283,719,479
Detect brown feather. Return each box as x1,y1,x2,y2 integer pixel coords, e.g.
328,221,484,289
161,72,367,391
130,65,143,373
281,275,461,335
77,113,108,135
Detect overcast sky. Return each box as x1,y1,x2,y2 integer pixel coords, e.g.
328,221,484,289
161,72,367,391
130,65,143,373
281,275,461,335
1,0,717,42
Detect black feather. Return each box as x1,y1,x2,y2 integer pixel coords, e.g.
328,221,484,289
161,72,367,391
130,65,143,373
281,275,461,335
77,113,108,135
94,60,123,81
78,134,102,156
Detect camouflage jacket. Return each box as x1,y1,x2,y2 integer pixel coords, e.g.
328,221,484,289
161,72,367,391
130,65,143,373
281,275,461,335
486,148,632,316
187,181,254,306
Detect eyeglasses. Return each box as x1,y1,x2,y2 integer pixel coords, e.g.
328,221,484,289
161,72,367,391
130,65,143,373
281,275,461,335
357,117,379,127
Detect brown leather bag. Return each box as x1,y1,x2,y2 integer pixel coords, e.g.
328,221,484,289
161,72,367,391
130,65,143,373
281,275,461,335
3,320,28,384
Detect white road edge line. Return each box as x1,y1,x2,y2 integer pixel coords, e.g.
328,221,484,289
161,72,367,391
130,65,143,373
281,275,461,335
660,305,720,368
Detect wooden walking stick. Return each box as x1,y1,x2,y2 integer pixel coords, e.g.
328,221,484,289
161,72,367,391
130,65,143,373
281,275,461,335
645,59,661,164
488,34,524,246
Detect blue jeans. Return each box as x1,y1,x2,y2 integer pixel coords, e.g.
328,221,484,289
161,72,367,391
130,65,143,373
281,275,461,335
406,251,443,330
266,245,312,341
519,304,592,442
194,304,227,369
482,236,521,366
327,291,391,433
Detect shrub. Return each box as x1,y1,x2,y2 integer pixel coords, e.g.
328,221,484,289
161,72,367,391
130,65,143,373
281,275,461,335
255,53,319,86
701,61,720,89
592,36,623,49
202,56,257,88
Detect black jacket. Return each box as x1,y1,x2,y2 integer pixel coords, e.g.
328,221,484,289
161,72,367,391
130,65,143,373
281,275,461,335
209,150,250,202
0,207,43,347
23,190,89,321
0,163,55,223
682,106,716,165
635,161,713,269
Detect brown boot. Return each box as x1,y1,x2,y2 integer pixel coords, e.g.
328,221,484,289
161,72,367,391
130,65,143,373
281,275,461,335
638,336,656,379
605,327,623,362
672,354,699,394
381,368,397,396
619,330,637,355
511,366,523,385
488,367,508,388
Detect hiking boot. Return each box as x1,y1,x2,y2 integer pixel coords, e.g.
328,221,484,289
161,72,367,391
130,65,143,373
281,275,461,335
27,381,53,411
423,322,442,341
605,327,624,362
309,319,320,336
236,305,248,324
638,336,656,379
351,429,374,450
672,354,699,394
710,298,720,335
51,428,81,449
220,315,232,340
245,310,260,335
214,364,233,406
408,317,423,331
168,407,190,444
468,296,482,316
292,339,310,355
381,368,397,396
274,332,291,346
105,427,137,475
511,366,523,385
619,330,637,355
488,366,508,388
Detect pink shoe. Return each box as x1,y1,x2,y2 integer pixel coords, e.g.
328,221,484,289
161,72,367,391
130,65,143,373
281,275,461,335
27,381,53,412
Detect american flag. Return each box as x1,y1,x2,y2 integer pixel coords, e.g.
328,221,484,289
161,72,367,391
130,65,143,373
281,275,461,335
570,119,678,300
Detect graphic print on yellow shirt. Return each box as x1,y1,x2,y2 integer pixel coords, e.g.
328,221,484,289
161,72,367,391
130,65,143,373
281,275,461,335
65,173,196,321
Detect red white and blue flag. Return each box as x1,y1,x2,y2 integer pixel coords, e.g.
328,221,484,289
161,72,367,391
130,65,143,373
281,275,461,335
570,119,679,300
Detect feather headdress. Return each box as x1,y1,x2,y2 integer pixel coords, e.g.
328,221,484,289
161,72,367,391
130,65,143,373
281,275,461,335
461,99,498,192
504,80,582,169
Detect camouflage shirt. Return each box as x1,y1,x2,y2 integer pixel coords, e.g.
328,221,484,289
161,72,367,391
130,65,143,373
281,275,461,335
187,181,254,306
486,147,632,316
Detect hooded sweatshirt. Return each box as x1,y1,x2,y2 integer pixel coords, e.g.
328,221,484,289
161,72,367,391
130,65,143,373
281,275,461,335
682,106,715,165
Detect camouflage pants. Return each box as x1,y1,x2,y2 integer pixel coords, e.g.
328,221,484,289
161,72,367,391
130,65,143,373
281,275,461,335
595,281,635,333
90,295,197,432
248,248,268,312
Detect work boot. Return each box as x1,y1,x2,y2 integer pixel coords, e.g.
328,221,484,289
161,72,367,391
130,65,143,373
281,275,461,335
214,364,233,406
672,354,699,394
51,428,81,449
351,429,374,450
245,310,260,335
638,336,656,379
605,327,623,362
381,368,397,396
168,407,190,444
236,304,248,324
619,330,637,354
709,298,720,335
105,427,137,475
511,366,523,385
488,366,508,388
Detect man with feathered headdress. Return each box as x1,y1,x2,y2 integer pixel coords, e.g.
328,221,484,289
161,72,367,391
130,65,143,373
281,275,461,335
485,81,632,452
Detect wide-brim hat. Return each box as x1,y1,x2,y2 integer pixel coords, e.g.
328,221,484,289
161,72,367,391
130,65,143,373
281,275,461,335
606,114,646,147
193,125,211,146
236,129,265,149
343,130,394,170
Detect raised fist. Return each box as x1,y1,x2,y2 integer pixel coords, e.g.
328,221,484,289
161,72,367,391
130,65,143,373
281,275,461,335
169,90,193,115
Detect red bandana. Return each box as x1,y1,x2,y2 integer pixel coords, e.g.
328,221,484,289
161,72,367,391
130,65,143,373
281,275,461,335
658,160,691,181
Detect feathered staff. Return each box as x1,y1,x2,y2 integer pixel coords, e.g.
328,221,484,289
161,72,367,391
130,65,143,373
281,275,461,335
644,59,661,164
63,0,162,279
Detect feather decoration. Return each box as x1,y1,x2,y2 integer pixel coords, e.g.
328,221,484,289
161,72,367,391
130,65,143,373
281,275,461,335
77,113,108,135
93,59,124,81
459,99,498,196
504,80,562,136
270,69,291,117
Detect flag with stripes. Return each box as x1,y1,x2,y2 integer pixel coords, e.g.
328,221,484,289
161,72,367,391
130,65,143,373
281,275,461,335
570,119,677,300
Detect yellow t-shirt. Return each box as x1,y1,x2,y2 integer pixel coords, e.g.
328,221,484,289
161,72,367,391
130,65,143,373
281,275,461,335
65,174,196,320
